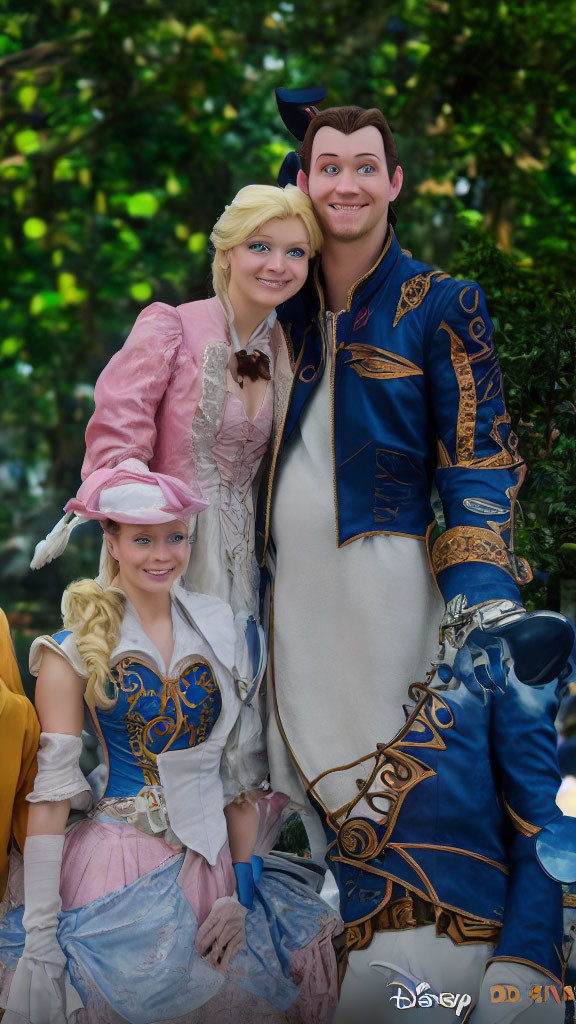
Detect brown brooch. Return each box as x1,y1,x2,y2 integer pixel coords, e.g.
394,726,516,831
235,349,271,388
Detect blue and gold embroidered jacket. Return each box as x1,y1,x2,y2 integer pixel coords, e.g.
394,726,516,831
257,230,531,608
322,670,566,983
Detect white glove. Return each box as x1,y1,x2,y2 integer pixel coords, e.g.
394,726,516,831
4,835,84,1024
195,896,248,973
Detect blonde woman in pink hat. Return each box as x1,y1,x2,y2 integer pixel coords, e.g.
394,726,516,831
0,465,340,1024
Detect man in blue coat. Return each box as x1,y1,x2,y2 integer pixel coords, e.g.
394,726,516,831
258,101,572,1021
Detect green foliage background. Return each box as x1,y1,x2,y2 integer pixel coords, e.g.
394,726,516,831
1,0,575,684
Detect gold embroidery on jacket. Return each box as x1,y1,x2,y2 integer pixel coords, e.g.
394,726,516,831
345,893,501,951
314,677,454,843
431,525,532,583
442,321,477,463
321,672,509,936
437,412,521,470
459,286,479,314
503,798,541,837
345,343,423,380
393,270,450,327
437,438,452,468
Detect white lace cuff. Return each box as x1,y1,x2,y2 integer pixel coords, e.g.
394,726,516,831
26,733,92,811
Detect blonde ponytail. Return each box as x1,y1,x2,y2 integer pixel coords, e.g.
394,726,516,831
62,579,125,710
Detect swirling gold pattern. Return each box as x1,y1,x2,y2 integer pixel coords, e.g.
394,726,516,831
393,270,450,327
339,819,380,860
299,362,322,383
109,658,221,786
327,678,454,858
459,286,480,314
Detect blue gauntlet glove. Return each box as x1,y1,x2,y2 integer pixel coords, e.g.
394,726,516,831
439,604,574,696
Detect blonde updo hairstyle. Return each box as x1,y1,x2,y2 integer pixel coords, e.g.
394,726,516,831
61,520,125,711
210,184,322,310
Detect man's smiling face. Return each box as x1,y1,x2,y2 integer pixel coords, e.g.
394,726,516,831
298,125,403,248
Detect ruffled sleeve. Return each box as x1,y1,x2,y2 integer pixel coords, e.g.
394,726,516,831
29,631,88,680
220,702,269,804
82,302,183,479
220,611,270,802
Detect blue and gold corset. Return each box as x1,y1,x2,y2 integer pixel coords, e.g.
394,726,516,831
92,657,222,798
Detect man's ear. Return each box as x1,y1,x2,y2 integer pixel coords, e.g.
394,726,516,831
390,165,403,202
296,169,310,195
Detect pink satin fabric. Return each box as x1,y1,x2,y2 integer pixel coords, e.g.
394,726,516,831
82,297,283,488
60,819,237,920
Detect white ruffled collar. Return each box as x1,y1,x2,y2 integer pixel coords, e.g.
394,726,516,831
227,308,277,356
215,296,277,358
110,583,236,679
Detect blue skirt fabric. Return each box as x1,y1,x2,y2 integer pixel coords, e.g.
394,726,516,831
0,829,339,1023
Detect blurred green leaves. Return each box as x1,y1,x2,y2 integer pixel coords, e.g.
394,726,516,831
0,0,574,632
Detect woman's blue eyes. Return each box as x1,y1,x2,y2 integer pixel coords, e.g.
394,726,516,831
247,242,307,258
134,534,185,545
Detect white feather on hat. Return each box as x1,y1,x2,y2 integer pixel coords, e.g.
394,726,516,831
30,512,86,570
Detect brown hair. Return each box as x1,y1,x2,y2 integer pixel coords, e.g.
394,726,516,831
298,106,398,179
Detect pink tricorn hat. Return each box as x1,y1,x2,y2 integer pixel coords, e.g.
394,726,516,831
64,463,208,524
31,459,209,569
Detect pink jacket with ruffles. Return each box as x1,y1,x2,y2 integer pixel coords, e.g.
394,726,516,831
82,296,283,486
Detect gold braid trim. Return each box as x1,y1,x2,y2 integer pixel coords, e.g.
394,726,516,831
346,892,501,953
442,321,477,464
431,525,531,583
504,797,541,837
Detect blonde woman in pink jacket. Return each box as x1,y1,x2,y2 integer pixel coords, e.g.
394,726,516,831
82,184,322,622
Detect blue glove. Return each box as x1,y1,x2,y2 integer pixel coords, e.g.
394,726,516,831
251,854,263,884
233,861,255,910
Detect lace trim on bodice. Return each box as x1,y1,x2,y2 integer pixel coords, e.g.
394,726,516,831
192,343,230,473
189,343,273,616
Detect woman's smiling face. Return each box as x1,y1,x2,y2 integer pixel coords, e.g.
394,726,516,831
105,520,190,595
225,215,311,322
